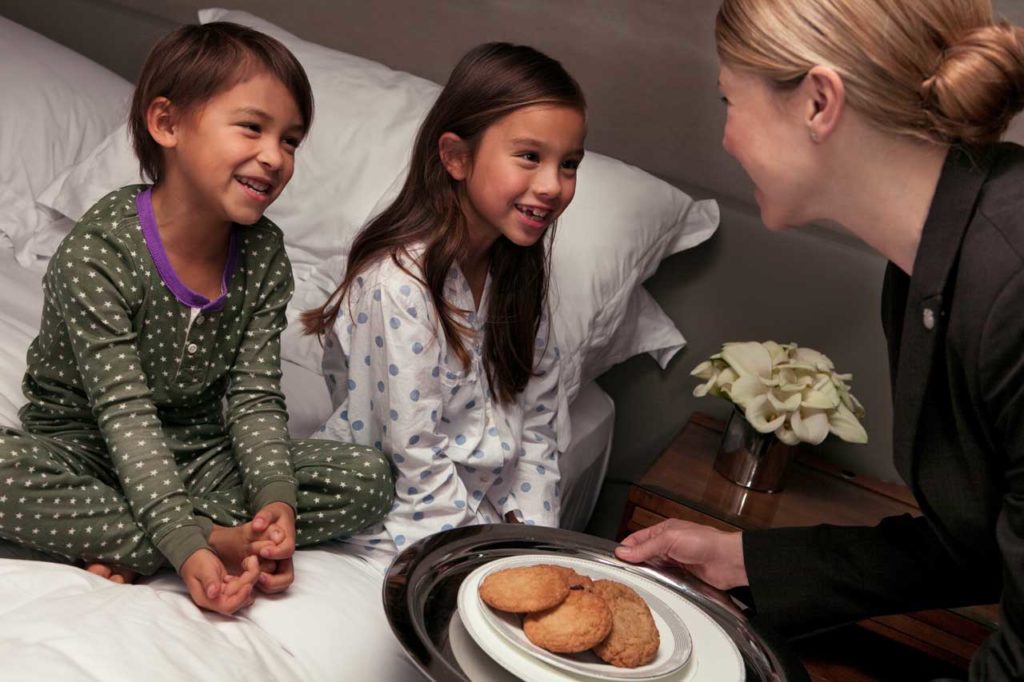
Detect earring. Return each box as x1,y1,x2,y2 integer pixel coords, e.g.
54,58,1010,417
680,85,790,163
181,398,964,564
810,131,819,143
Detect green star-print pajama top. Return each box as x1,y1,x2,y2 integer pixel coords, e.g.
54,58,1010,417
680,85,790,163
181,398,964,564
0,186,393,574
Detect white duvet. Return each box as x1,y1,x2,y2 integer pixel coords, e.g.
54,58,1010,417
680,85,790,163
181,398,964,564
0,245,613,681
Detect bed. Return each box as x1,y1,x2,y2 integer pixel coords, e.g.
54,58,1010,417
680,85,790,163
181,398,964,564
0,9,718,680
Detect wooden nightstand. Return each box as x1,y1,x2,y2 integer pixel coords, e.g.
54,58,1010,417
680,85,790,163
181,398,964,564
619,412,999,680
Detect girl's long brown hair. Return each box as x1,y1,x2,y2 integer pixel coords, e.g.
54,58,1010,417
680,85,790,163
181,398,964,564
302,42,585,403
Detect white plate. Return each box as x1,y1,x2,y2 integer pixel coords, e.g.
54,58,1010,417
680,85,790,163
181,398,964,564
456,555,745,682
474,556,691,680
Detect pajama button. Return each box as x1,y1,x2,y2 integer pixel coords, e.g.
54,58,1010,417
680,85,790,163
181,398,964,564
187,343,199,354
195,315,205,325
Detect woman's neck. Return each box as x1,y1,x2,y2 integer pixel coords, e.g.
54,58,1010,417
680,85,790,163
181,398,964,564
819,124,948,275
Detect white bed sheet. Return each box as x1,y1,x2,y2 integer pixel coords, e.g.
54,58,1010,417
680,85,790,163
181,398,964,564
0,242,615,680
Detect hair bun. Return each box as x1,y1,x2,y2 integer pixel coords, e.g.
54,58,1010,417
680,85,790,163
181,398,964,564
922,22,1024,146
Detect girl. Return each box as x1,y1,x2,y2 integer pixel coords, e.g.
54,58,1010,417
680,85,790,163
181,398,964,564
0,22,392,616
304,42,586,563
617,1,1024,678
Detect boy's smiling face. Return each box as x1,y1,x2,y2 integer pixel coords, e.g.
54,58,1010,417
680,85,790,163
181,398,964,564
161,70,305,227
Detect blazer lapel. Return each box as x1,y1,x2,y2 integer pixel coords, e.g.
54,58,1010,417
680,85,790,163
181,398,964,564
890,147,991,484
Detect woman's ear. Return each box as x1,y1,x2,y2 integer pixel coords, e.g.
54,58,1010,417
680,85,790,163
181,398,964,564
803,65,845,143
146,97,180,150
439,132,470,181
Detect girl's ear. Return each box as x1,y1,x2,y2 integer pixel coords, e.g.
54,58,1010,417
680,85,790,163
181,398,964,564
146,97,180,150
803,65,845,143
439,132,470,181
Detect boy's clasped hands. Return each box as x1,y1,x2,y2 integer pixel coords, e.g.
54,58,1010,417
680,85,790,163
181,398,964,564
180,502,297,615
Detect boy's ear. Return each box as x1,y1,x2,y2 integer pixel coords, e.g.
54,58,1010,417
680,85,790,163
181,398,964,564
146,97,181,150
439,132,470,181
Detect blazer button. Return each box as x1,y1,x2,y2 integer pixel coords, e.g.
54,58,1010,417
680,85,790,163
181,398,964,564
922,308,936,330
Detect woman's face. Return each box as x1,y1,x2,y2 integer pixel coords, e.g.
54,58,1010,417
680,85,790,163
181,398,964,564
719,64,818,230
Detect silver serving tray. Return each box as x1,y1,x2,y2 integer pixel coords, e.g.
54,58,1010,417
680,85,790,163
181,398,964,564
383,525,807,681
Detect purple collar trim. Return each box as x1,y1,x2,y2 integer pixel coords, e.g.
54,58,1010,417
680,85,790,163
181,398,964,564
136,187,239,312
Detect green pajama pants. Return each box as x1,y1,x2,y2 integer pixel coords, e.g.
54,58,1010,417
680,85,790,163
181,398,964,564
0,428,393,575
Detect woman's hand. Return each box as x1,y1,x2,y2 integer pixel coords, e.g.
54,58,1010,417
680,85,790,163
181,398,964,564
615,519,749,591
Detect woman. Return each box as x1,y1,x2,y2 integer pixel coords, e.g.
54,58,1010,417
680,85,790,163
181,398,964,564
616,1,1024,679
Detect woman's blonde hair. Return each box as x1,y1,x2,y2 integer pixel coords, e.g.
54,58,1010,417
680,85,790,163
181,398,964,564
716,0,1024,146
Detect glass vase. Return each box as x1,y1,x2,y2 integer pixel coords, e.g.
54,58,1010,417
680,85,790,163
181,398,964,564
713,407,795,493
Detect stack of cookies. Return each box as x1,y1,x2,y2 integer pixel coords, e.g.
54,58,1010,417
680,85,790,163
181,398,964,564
479,564,661,669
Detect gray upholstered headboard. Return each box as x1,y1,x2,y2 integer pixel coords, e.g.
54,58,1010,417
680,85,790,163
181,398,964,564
3,0,1023,490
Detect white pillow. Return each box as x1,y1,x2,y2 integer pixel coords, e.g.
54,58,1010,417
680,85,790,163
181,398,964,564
37,7,718,400
0,16,131,265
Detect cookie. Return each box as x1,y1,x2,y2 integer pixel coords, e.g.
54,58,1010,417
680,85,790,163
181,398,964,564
479,564,570,613
591,580,661,668
552,565,594,590
522,590,613,653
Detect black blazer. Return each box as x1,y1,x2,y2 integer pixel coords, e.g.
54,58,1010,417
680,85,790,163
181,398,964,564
743,144,1024,681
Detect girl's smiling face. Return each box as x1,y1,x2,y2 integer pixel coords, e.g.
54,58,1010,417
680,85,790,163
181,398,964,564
719,64,818,231
161,70,306,227
449,103,586,250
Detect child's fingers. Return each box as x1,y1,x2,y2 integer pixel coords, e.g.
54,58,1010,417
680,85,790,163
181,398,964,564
251,513,269,533
251,538,294,561
210,581,255,615
257,557,294,594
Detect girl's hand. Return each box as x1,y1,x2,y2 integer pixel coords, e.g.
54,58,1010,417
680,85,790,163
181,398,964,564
250,502,297,593
614,519,749,591
180,549,259,615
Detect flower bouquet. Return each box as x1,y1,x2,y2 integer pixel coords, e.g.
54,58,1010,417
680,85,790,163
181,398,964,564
692,341,867,492
692,341,867,446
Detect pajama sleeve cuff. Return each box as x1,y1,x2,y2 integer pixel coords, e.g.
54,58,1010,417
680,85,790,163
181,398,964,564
251,481,298,514
159,525,213,574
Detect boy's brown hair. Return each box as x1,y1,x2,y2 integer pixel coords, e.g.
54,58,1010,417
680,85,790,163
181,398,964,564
129,21,313,183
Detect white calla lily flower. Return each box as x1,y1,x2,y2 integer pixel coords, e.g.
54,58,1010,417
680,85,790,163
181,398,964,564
722,341,773,379
745,394,787,433
829,403,868,443
791,409,830,445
